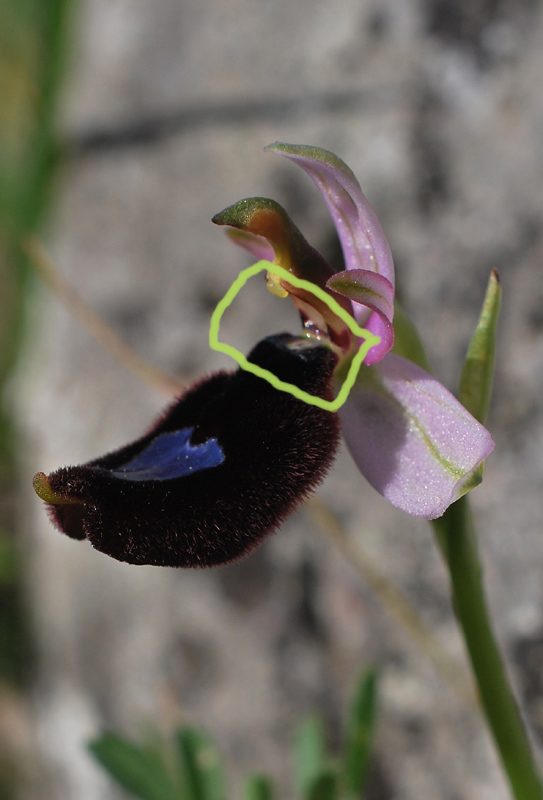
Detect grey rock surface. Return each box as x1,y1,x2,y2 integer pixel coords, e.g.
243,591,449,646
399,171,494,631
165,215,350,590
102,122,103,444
17,0,543,798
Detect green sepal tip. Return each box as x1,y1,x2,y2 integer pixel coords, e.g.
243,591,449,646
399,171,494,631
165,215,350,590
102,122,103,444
458,269,501,425
390,300,432,372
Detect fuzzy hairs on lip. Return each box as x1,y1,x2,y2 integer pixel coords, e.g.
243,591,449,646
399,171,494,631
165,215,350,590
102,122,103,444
40,334,340,568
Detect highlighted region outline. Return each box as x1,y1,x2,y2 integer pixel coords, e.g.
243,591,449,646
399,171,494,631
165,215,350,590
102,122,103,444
209,260,381,412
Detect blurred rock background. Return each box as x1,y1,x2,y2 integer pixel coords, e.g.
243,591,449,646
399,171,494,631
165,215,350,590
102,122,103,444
2,0,543,798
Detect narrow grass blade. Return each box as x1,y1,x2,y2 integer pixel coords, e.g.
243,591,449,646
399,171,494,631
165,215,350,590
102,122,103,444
342,669,378,797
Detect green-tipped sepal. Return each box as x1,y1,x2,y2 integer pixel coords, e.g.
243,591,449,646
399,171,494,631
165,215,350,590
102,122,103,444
390,300,432,372
459,269,501,426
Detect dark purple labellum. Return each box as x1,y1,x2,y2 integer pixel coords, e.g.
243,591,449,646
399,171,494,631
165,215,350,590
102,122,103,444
36,334,340,568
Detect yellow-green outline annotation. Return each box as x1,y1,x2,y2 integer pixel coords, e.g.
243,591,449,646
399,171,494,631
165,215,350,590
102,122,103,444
209,260,381,412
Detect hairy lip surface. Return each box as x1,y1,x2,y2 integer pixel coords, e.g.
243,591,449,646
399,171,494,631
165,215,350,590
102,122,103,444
40,334,340,568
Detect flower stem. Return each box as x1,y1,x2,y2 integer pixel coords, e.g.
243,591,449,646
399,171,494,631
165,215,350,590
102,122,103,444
432,496,542,800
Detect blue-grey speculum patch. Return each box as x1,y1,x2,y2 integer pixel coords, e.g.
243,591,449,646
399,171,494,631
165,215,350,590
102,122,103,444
111,428,224,481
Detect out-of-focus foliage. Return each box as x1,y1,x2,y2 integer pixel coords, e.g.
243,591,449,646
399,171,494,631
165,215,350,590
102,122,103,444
0,0,72,678
90,669,379,800
0,1,73,796
1,0,72,401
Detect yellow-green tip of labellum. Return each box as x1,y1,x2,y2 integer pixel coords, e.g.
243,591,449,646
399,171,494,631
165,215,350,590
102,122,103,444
33,472,76,505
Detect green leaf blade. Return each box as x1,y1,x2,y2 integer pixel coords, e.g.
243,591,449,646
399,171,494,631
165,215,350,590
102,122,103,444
88,733,177,800
175,726,224,800
294,715,328,797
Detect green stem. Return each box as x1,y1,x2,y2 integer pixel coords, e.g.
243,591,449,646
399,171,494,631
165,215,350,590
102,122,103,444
432,496,542,800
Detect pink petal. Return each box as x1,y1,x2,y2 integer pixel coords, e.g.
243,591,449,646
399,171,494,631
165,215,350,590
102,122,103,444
225,228,275,261
266,143,395,289
326,269,394,364
339,353,494,519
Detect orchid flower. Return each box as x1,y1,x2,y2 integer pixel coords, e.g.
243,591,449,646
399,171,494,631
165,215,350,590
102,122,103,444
214,143,494,520
33,144,493,567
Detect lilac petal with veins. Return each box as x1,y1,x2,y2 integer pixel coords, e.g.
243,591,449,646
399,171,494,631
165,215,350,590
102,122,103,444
327,269,394,364
266,143,395,289
340,353,495,519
